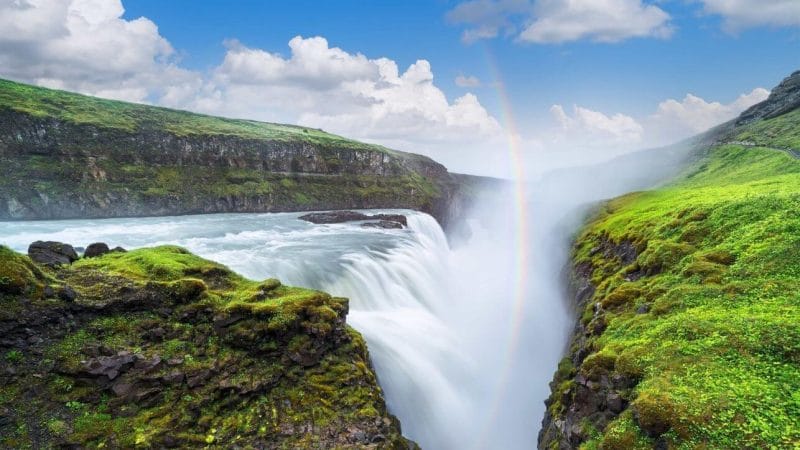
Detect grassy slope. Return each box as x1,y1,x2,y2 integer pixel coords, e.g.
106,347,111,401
0,78,448,220
558,112,800,448
0,78,386,151
0,245,410,448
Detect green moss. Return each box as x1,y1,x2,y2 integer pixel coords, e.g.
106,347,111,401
0,245,45,296
0,245,411,448
567,138,800,448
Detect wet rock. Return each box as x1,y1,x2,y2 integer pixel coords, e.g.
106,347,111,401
299,211,407,228
163,370,184,385
27,241,78,267
58,285,77,302
112,381,134,397
607,392,625,414
84,242,110,258
167,357,184,366
42,285,55,298
186,369,212,388
370,214,408,227
361,220,403,229
133,355,162,372
299,211,369,224
144,327,166,341
82,351,136,381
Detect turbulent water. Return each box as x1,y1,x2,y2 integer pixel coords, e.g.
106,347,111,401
0,202,573,449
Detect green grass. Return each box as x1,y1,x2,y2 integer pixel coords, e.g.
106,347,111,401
0,78,389,152
566,141,800,448
734,108,800,150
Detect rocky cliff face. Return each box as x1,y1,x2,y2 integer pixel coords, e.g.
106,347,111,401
539,69,800,449
0,79,487,230
0,243,416,449
736,70,800,126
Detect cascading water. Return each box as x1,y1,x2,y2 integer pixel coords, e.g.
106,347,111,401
0,200,575,449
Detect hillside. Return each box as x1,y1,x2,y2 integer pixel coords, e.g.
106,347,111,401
0,243,415,448
0,79,488,229
539,71,800,448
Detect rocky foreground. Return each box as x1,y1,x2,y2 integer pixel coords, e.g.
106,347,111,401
0,242,416,449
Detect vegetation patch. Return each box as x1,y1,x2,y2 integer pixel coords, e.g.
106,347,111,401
543,110,800,449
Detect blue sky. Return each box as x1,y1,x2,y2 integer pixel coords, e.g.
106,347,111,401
1,0,799,175
120,0,798,125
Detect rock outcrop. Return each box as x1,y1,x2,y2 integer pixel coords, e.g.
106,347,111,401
299,211,408,228
0,244,417,449
736,70,800,126
27,241,79,267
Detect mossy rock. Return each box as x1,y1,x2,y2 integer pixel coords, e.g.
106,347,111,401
0,246,414,449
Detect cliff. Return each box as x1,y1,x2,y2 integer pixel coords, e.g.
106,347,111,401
539,71,800,448
0,243,416,448
0,79,490,231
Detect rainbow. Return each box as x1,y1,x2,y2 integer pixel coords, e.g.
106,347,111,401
471,44,533,448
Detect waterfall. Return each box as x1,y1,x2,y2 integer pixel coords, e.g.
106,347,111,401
0,204,575,449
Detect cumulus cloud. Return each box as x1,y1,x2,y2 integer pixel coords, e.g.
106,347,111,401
171,37,503,157
538,86,768,162
549,104,644,146
446,0,672,44
519,0,672,43
697,0,800,32
0,0,199,102
455,75,482,87
0,1,503,174
645,87,769,144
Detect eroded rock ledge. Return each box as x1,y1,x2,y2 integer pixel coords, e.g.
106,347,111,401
0,243,417,449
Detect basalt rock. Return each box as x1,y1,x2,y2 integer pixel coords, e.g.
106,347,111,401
539,237,639,450
83,242,110,258
300,210,408,228
0,243,417,449
27,241,78,267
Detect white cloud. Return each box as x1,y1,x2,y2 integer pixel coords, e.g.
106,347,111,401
0,0,199,102
698,0,800,32
446,0,531,43
446,0,672,44
175,37,503,158
455,75,482,87
0,1,504,175
645,87,769,143
535,86,768,166
549,104,644,145
519,0,672,43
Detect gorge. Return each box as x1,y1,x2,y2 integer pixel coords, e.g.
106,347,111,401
2,70,800,449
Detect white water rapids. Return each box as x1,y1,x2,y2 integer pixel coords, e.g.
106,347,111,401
0,198,574,449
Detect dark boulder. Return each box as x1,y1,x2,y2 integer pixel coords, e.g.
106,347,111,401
362,220,404,230
84,242,110,258
299,210,407,228
298,211,369,224
58,285,77,302
27,241,78,267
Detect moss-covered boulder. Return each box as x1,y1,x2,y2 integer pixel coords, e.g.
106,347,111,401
0,245,416,449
